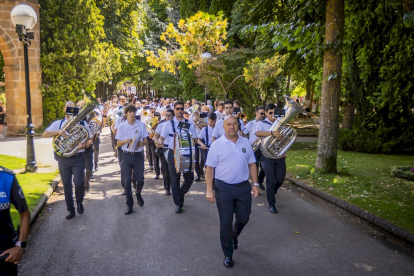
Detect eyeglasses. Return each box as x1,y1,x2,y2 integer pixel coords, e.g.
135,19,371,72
175,108,184,111
268,112,274,115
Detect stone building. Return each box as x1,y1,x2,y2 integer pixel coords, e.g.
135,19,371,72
0,0,42,135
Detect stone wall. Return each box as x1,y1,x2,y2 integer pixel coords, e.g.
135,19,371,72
0,0,42,135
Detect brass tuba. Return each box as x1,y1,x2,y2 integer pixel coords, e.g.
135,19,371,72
53,92,99,157
260,95,305,159
238,112,247,120
192,110,207,130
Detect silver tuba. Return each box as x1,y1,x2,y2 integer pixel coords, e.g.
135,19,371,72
260,95,305,159
53,92,99,157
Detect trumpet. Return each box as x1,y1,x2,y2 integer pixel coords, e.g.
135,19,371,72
238,112,247,120
143,110,149,117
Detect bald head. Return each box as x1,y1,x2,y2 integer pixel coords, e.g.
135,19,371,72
223,115,239,138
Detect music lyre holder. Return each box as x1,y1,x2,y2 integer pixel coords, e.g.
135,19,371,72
273,108,285,118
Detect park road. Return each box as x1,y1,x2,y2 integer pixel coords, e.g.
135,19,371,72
18,127,414,276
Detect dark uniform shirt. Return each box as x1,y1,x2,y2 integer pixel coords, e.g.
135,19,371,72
0,167,28,250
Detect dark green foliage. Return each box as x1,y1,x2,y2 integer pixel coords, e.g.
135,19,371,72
151,71,183,99
180,0,210,18
391,167,414,181
40,0,112,125
180,61,204,101
209,0,235,19
342,0,414,153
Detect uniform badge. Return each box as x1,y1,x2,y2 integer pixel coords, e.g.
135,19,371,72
242,148,246,153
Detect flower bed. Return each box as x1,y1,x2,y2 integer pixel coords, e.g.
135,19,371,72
391,166,414,181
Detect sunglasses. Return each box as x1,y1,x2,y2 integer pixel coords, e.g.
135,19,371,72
175,108,184,111
268,112,274,115
260,113,265,116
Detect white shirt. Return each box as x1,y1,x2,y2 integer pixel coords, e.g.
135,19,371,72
160,117,197,150
206,135,256,184
115,119,149,152
212,117,245,139
46,118,92,153
198,125,214,147
243,119,261,145
114,117,126,131
215,110,225,120
256,118,275,133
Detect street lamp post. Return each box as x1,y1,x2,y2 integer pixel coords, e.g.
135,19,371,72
11,4,38,173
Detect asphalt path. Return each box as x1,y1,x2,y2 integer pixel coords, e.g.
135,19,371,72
18,127,414,275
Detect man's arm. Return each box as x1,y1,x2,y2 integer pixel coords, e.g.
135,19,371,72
256,130,281,139
248,163,260,198
42,129,65,138
205,166,215,203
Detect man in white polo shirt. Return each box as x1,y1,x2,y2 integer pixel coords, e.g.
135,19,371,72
159,101,198,214
205,115,259,268
212,100,245,142
116,104,149,215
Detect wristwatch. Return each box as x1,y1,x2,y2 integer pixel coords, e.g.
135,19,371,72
15,241,27,250
253,183,260,186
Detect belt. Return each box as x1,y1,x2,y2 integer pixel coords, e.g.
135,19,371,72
123,150,142,155
215,179,249,187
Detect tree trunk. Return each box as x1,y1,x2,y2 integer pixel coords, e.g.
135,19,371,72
306,80,311,101
286,74,291,95
316,0,344,173
342,100,355,130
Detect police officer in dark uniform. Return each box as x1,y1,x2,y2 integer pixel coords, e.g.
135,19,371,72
0,166,30,276
205,115,260,268
42,101,92,219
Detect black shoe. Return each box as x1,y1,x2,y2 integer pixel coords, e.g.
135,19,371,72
66,210,75,219
201,174,205,179
85,182,90,192
122,191,126,195
175,205,183,214
94,164,99,172
125,207,133,215
195,176,202,182
259,183,265,191
269,204,278,214
136,193,144,206
155,174,160,180
232,236,238,250
91,174,95,180
150,166,154,171
165,190,171,196
77,203,84,214
223,257,233,268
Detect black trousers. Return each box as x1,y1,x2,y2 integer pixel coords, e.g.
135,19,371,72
117,147,124,189
167,149,194,206
149,141,160,175
0,261,17,276
85,146,94,183
121,151,145,207
145,143,153,167
159,149,170,191
254,149,266,184
194,145,201,177
261,156,286,205
200,148,208,170
58,153,85,212
215,179,252,257
93,135,100,168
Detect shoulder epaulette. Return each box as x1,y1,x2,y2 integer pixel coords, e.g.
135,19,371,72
0,166,15,175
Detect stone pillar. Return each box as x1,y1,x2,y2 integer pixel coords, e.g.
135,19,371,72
0,0,42,135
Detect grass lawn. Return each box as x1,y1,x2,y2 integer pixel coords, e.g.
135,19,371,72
287,142,414,233
0,154,26,170
10,172,58,228
1,154,59,227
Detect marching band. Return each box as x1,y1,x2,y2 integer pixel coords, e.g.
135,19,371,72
41,92,305,268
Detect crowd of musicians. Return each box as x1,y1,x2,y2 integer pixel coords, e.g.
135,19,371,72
39,94,292,268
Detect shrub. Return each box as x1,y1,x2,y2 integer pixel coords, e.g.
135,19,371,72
391,166,414,181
